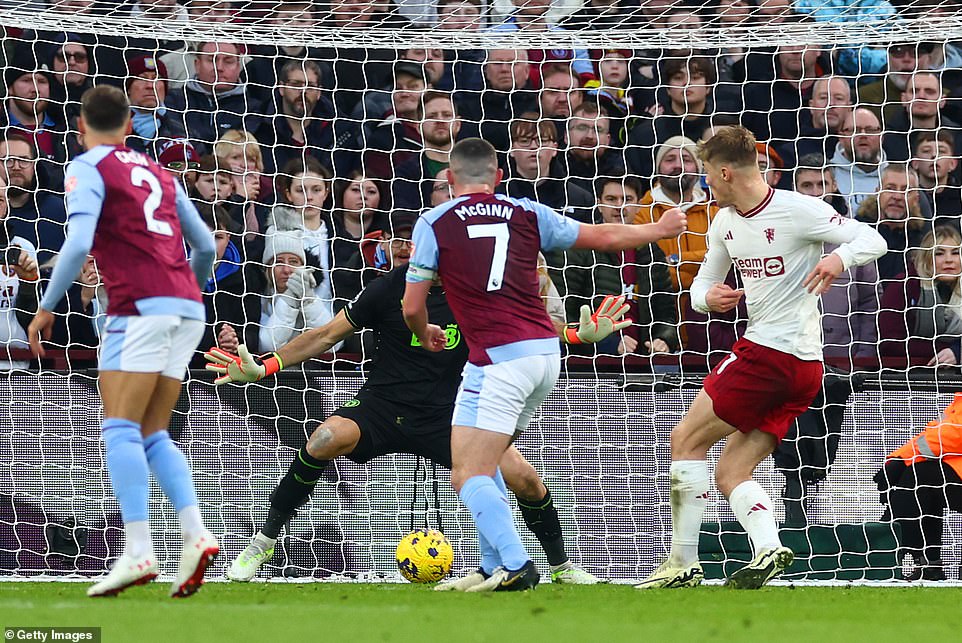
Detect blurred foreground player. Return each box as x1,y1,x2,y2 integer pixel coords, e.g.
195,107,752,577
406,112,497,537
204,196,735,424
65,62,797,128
28,86,219,598
402,138,686,591
636,126,886,590
207,257,629,586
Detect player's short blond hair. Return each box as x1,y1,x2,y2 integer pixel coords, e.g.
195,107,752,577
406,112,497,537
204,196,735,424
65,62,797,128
697,125,758,169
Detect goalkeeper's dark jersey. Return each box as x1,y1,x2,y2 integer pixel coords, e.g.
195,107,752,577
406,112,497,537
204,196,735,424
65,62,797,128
344,265,467,412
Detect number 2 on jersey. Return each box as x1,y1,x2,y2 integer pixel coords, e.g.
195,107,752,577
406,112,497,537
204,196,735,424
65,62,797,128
131,166,173,237
467,222,509,291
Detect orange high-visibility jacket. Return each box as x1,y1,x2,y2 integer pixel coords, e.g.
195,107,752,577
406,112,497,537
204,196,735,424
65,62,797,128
888,392,962,479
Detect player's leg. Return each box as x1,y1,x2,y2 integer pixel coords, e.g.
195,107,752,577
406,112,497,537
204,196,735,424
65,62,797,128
139,318,220,597
716,428,795,589
499,446,602,584
635,389,734,590
228,415,361,582
458,354,560,592
87,368,165,597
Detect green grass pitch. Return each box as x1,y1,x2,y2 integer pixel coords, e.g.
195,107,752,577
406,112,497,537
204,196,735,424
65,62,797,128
3,582,960,642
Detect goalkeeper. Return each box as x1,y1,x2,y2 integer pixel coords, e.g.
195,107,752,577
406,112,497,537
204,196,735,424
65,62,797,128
207,264,628,586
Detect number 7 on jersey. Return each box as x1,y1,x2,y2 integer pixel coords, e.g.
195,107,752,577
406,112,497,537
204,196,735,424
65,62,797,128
467,222,509,292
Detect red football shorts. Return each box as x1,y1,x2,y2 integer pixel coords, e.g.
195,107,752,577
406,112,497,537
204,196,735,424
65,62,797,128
703,338,823,443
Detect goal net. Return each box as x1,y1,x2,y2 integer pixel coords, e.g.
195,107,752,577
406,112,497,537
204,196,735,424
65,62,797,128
2,0,962,584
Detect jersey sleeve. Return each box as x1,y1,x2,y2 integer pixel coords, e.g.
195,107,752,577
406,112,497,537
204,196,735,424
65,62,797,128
64,158,106,221
345,268,398,329
689,216,734,314
406,217,439,282
175,181,217,288
40,161,103,311
530,200,580,251
797,197,887,270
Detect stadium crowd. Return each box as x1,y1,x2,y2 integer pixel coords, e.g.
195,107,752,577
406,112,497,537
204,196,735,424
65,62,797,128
0,0,960,370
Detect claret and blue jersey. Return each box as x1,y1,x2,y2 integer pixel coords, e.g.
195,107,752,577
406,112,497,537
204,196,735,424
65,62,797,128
406,192,580,366
39,145,215,320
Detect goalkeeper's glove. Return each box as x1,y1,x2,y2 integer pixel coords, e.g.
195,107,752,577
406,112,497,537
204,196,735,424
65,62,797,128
204,344,283,385
564,295,632,344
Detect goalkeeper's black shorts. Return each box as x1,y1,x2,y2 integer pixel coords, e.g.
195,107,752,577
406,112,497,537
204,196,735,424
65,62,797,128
331,390,453,469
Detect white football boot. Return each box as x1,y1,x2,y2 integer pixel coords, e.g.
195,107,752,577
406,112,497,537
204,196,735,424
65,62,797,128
87,554,159,597
170,529,220,598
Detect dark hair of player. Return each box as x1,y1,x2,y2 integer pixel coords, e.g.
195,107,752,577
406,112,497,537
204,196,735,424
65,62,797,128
81,85,131,133
698,125,757,168
449,137,498,185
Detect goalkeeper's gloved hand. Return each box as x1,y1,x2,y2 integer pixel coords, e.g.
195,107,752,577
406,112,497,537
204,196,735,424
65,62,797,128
204,344,283,385
564,295,632,344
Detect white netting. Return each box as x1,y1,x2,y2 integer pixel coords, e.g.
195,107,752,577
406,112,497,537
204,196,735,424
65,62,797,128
2,0,962,584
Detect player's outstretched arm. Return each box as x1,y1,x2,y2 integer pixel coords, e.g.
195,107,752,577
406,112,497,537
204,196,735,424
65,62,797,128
573,207,687,252
205,309,356,384
561,295,632,345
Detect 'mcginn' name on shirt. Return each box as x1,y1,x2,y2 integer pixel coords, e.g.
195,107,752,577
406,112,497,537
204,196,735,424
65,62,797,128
453,202,515,221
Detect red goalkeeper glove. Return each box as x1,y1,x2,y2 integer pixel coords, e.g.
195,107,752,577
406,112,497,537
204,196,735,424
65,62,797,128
204,344,283,385
564,295,632,345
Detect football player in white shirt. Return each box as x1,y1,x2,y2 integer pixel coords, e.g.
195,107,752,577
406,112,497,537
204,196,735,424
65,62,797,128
637,126,886,590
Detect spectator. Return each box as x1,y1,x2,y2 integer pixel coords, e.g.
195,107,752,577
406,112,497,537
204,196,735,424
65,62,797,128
779,75,852,168
2,48,67,172
256,230,333,352
192,201,264,366
392,91,462,210
633,136,717,293
214,130,269,237
164,41,267,154
711,0,756,91
877,393,962,581
882,72,960,163
551,176,678,356
856,163,929,282
46,34,93,148
742,43,826,145
124,54,188,157
858,42,935,126
255,59,361,177
879,226,962,368
757,142,785,188
583,49,632,124
831,107,887,214
267,158,335,308
757,0,794,21
558,102,625,195
354,54,434,125
42,254,102,353
538,64,584,130
490,0,593,87
246,1,329,106
156,0,237,91
0,174,39,370
912,130,962,225
499,115,594,223
428,171,453,207
157,138,201,193
455,49,537,153
625,56,715,185
190,154,234,206
333,209,416,310
562,0,639,30
437,0,485,30
361,61,429,178
794,152,850,215
330,170,390,288
0,133,66,265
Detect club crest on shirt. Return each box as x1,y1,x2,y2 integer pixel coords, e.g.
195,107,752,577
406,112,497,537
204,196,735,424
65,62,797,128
765,228,775,244
64,175,77,193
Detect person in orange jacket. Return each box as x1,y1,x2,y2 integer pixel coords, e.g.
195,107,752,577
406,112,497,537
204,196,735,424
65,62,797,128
875,392,962,580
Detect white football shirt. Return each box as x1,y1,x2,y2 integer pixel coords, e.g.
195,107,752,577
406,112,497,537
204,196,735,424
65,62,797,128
690,188,887,361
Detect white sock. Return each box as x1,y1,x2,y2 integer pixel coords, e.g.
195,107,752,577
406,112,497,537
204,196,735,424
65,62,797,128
178,505,205,538
729,480,781,554
254,532,277,550
667,460,710,567
124,520,153,559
